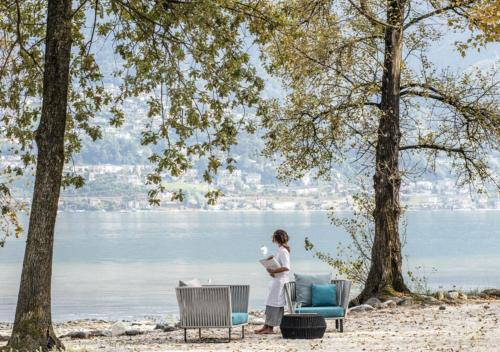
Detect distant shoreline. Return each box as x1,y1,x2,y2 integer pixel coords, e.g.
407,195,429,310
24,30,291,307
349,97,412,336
55,207,500,213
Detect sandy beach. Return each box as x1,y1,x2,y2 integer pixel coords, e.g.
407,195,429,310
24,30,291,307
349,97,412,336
1,299,499,351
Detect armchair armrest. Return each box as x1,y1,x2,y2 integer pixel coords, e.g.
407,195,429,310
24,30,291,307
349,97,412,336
284,282,296,313
332,279,352,317
228,285,250,313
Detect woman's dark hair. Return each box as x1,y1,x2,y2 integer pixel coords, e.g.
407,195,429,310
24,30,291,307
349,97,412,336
273,229,290,252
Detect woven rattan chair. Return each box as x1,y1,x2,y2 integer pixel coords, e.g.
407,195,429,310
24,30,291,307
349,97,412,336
284,279,351,332
176,285,250,342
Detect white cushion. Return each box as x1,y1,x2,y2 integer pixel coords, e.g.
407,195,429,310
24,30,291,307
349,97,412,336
179,278,202,287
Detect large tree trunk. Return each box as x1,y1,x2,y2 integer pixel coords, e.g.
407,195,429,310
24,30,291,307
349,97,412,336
5,0,72,351
356,0,410,303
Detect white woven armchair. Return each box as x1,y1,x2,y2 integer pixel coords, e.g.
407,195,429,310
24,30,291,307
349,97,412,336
284,279,351,332
175,285,250,342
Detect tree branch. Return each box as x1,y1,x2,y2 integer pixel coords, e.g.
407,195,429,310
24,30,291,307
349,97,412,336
346,0,399,28
399,144,467,153
15,0,42,72
403,0,476,30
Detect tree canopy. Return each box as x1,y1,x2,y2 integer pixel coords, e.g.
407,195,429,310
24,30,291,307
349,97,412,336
256,0,499,187
0,0,264,236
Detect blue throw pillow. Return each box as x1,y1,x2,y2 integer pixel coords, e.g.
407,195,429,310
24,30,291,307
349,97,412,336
311,284,337,307
294,273,332,306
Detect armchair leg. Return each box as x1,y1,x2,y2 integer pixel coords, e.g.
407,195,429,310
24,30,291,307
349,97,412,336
184,329,187,342
242,326,245,339
228,327,232,342
199,328,201,340
335,320,339,330
339,320,344,333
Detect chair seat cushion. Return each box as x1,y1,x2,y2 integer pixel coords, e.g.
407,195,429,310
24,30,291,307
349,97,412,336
231,312,248,325
295,306,344,318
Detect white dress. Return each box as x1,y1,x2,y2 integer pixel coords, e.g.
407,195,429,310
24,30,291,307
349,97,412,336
265,246,291,307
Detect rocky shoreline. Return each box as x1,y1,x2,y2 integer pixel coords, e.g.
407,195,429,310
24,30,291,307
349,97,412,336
1,295,499,351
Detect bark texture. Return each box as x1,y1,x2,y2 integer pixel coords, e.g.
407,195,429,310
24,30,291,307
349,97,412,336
357,0,410,304
5,0,72,351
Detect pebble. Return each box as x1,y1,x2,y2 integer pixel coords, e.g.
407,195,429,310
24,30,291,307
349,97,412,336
111,321,127,336
439,306,446,310
482,289,500,297
155,324,175,332
125,329,144,336
60,331,90,339
398,297,414,306
89,329,111,337
364,297,382,307
382,300,397,308
349,304,375,312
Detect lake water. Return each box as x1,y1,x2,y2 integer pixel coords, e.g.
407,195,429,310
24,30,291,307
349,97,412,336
1,210,499,321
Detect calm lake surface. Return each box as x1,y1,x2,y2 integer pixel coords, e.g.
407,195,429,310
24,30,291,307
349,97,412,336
1,210,499,321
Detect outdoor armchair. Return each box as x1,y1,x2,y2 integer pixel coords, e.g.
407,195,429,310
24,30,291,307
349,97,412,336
175,284,250,342
284,279,351,332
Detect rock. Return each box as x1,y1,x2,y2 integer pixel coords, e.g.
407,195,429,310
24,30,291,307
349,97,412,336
458,293,468,300
364,297,382,307
389,296,404,305
447,291,459,300
249,316,265,325
0,335,10,342
436,291,445,300
154,323,175,332
60,331,89,339
421,295,439,304
482,289,500,297
439,305,446,310
125,329,144,336
381,300,397,308
89,329,111,337
349,304,374,312
398,297,414,306
111,322,127,336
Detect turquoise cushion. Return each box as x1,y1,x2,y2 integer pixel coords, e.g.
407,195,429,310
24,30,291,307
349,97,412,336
231,312,248,325
295,306,344,318
294,273,332,306
312,284,336,307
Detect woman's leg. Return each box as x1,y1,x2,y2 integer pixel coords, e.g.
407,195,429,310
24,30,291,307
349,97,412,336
260,306,284,333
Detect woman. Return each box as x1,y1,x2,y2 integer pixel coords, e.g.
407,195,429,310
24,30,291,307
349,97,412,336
255,229,291,334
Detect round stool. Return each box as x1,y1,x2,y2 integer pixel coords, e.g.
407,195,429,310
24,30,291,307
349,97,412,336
280,313,326,339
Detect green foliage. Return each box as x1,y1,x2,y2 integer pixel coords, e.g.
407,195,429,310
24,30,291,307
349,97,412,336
305,191,408,286
0,0,265,241
304,192,375,285
255,0,500,187
0,182,24,247
407,266,437,295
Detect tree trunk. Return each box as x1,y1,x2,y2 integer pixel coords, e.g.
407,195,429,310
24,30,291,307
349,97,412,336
356,0,410,304
5,0,72,351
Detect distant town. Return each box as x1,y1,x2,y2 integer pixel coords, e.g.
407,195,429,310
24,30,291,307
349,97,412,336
2,89,499,213
3,156,499,212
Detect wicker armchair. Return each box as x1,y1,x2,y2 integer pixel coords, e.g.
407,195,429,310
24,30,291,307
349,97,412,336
284,279,351,332
175,285,250,342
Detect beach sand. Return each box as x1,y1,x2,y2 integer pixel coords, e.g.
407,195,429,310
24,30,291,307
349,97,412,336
1,300,499,351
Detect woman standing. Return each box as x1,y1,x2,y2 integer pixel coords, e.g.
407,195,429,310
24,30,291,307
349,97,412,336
255,229,291,334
